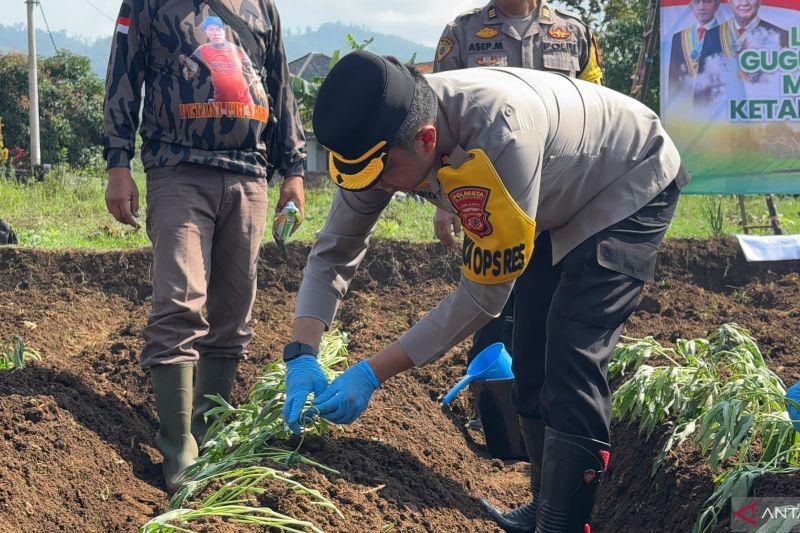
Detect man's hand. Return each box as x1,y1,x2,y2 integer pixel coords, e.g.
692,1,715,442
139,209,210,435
277,175,305,214
311,360,381,425
106,167,140,229
283,355,328,434
433,207,462,252
179,54,199,80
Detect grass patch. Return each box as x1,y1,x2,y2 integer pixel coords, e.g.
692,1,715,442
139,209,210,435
0,166,435,249
0,169,150,248
298,187,435,243
1,166,797,250
667,195,800,238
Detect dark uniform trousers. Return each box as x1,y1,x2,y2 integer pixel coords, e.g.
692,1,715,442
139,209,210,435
511,177,683,443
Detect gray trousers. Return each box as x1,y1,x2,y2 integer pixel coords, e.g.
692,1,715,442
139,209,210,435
141,163,268,367
512,177,683,443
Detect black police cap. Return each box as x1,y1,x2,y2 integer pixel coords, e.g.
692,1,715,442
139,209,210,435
312,50,417,191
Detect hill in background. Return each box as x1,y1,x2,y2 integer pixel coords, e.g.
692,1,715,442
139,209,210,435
0,21,434,78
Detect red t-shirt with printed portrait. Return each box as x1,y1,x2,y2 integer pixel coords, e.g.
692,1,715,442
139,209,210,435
194,43,253,104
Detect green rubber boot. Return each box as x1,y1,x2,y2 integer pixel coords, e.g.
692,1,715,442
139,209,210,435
191,357,239,445
151,362,198,493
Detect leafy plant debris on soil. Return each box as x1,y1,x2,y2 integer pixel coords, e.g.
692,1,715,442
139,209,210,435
0,238,798,532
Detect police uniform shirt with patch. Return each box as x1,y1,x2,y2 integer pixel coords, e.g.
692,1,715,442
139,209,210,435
294,68,682,366
102,0,306,178
433,0,602,83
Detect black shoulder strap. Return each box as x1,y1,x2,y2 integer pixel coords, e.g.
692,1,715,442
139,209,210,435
203,0,265,70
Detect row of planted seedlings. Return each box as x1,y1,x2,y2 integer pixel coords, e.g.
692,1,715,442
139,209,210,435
141,322,799,531
0,335,41,371
610,323,800,533
141,331,350,533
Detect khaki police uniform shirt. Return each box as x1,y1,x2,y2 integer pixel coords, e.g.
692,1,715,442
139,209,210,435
294,68,682,366
433,1,602,83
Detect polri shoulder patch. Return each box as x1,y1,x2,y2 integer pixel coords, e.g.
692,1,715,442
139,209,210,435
475,27,499,39
488,7,497,19
449,186,493,237
437,37,454,62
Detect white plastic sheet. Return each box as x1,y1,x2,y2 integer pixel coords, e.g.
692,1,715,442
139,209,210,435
734,234,800,262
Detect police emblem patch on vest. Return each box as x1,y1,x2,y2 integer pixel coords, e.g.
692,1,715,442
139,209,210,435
437,37,454,62
475,27,499,39
448,186,493,237
548,27,572,40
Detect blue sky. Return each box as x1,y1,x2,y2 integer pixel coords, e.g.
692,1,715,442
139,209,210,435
6,0,479,46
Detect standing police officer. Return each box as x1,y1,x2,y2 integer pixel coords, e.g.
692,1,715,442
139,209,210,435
433,3,602,530
282,51,688,533
433,0,602,78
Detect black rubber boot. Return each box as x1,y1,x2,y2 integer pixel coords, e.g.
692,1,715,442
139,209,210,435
151,362,199,493
480,417,546,532
191,356,239,444
535,427,611,533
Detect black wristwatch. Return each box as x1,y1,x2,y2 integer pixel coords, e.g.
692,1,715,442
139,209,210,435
283,341,319,363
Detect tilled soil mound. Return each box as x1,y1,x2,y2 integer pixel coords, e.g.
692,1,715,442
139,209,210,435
0,238,797,533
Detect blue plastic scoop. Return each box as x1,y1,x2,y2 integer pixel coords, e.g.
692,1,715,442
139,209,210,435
441,342,513,406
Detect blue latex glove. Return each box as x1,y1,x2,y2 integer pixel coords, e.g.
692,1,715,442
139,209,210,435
787,381,800,432
311,360,381,425
283,355,329,434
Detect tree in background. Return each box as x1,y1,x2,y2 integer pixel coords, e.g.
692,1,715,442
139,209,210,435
0,118,9,176
0,51,104,170
553,0,605,29
290,75,319,131
600,0,659,111
0,53,29,167
554,0,659,112
291,34,375,130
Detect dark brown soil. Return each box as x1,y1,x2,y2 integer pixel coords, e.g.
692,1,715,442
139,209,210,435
0,238,797,532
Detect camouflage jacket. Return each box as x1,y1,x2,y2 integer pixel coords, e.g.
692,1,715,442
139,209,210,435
103,0,306,178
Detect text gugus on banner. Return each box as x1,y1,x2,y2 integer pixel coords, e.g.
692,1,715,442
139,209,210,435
661,0,800,194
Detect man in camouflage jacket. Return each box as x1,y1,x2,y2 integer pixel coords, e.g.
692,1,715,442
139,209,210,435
102,0,306,492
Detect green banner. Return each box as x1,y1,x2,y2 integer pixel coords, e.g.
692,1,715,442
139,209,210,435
661,1,800,194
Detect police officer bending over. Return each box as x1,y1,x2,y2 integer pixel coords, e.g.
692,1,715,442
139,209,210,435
281,51,689,533
432,1,603,530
